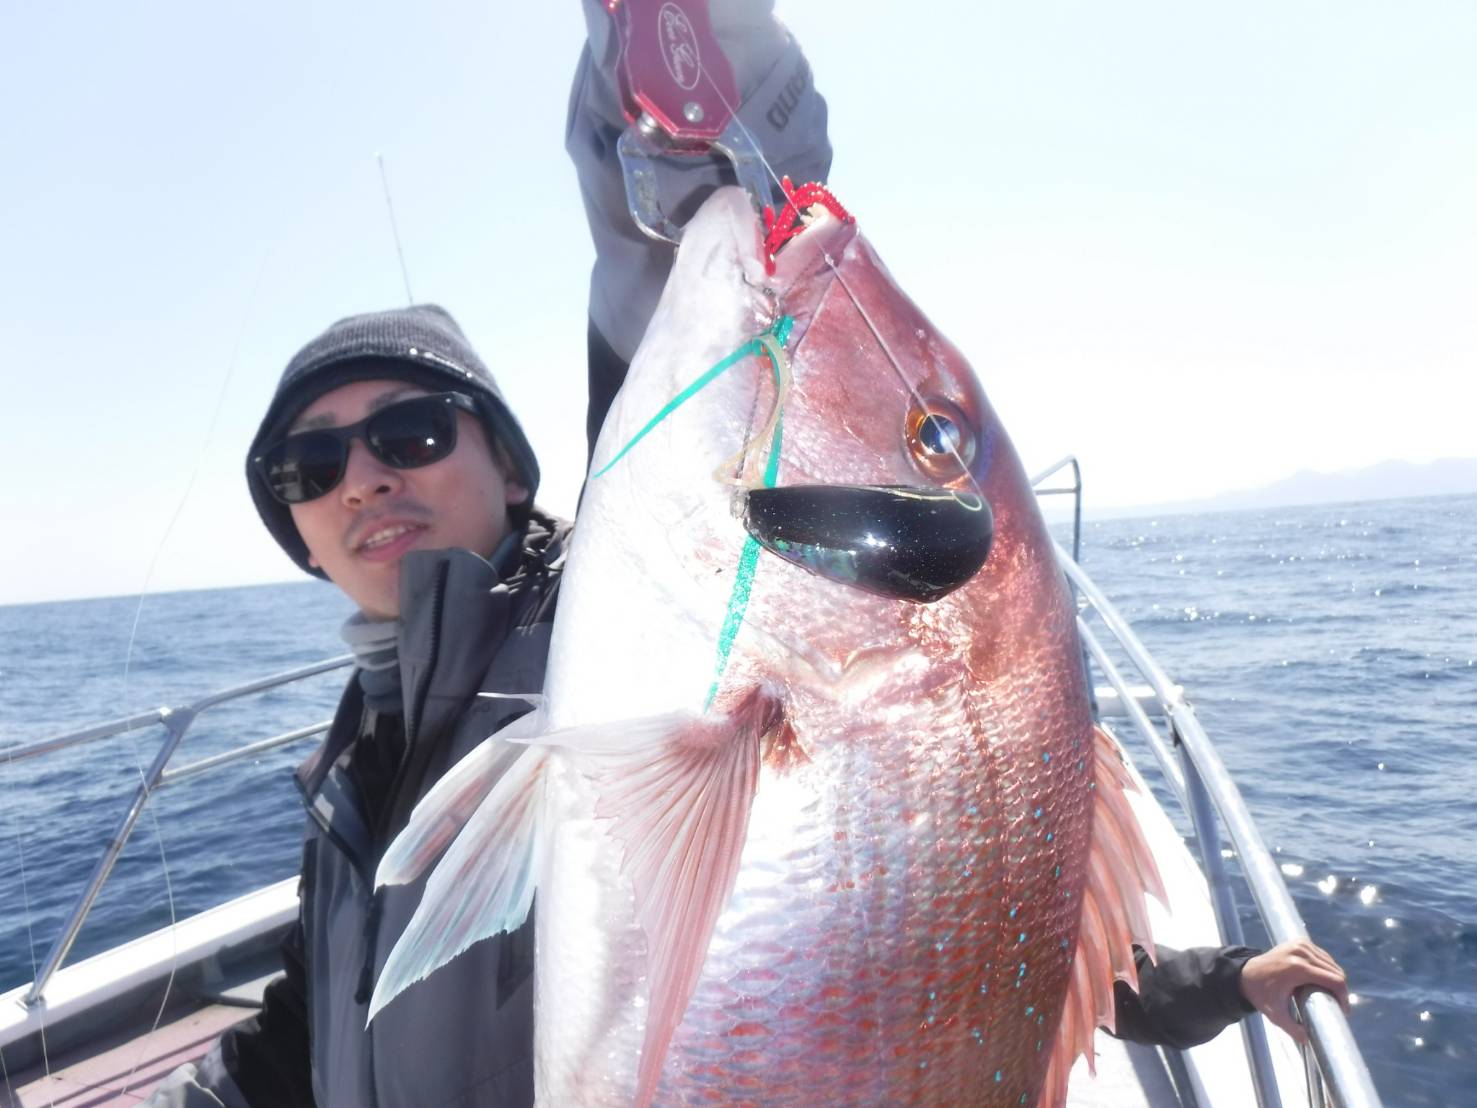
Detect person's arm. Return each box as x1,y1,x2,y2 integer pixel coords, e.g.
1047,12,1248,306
1110,944,1257,1050
1110,938,1350,1050
567,0,833,456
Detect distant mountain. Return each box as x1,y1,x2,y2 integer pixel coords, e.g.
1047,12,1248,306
1065,457,1477,521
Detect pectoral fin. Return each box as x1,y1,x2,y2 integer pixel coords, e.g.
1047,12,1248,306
376,709,544,889
369,739,548,1023
552,686,786,1108
369,709,732,1027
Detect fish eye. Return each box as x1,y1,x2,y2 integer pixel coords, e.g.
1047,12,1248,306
918,414,961,456
905,399,975,479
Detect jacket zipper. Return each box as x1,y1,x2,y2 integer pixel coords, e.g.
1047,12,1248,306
401,559,449,759
363,558,448,1107
354,894,384,1006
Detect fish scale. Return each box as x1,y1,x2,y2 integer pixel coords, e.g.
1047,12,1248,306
645,622,1082,1105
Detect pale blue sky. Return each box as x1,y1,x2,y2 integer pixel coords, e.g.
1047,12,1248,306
4,1,1474,605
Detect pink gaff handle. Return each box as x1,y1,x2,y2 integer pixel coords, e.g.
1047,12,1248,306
608,0,739,150
607,0,772,242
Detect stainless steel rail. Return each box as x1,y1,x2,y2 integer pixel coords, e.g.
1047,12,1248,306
1,655,352,765
1076,621,1187,808
1030,455,1084,564
7,655,353,1006
1055,550,1382,1108
159,721,332,788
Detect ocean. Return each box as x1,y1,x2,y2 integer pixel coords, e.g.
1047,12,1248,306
2,492,1473,1105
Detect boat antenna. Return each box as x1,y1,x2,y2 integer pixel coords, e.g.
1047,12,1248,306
376,153,415,306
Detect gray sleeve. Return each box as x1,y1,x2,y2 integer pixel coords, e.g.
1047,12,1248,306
566,0,833,363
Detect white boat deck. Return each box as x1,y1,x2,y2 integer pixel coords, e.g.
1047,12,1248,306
1060,731,1310,1106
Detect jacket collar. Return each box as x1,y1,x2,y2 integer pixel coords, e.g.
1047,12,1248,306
295,512,564,803
397,546,509,748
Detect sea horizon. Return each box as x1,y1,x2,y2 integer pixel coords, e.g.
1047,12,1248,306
11,485,1476,610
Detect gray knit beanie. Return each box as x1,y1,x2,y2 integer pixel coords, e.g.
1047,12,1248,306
246,304,540,578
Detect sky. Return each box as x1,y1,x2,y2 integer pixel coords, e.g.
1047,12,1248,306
3,0,1475,606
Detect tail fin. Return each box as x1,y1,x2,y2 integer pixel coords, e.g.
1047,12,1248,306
1038,725,1167,1106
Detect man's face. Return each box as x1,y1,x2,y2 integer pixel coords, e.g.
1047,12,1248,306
287,378,529,619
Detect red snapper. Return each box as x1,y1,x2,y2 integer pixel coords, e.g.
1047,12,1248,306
371,184,1163,1107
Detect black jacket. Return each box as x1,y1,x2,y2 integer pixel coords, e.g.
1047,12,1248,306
1112,944,1258,1050
184,516,569,1108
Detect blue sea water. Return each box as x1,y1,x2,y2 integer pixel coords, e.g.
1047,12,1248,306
2,492,1474,1105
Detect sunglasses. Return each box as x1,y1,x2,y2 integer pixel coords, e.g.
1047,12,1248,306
255,391,479,505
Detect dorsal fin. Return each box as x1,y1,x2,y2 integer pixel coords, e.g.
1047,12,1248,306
1037,725,1167,1106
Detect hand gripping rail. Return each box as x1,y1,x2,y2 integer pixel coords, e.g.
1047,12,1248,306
2,654,353,1007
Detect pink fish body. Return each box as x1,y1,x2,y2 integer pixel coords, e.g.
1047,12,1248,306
374,186,1162,1107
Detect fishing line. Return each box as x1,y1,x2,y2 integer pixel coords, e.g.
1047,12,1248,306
112,150,414,1089
705,328,789,706
377,153,415,306
0,285,249,1097
712,323,791,488
703,60,1021,1070
9,132,277,1108
697,67,988,506
822,260,988,506
112,251,271,1097
11,144,418,1095
591,337,766,479
591,318,794,705
0,276,247,1096
0,749,52,1106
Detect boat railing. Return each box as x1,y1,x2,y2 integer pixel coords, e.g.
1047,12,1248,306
1033,458,1382,1108
1,654,354,1008
1031,454,1084,565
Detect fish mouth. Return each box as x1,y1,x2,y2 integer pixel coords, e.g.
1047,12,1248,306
741,484,994,603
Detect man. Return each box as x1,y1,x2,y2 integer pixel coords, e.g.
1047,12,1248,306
153,305,564,1108
150,4,1346,1105
150,3,834,1105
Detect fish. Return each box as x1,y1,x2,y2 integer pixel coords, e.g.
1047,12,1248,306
369,183,1165,1107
